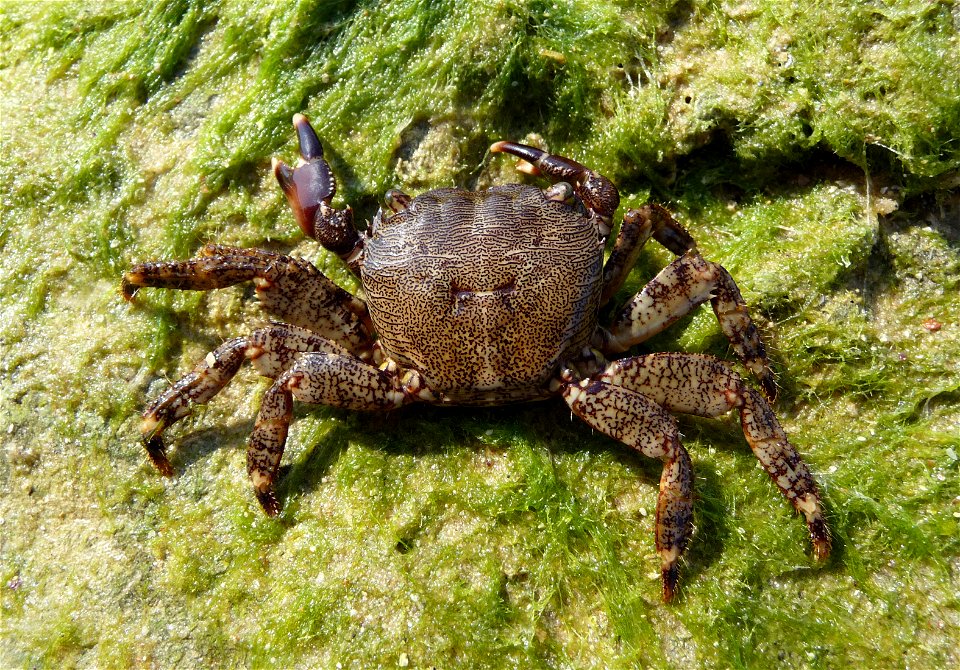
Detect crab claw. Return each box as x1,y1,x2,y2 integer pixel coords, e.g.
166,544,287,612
273,114,337,240
490,141,620,229
274,115,363,269
490,141,586,181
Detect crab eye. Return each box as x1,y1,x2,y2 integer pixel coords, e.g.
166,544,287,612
543,181,575,204
384,189,412,214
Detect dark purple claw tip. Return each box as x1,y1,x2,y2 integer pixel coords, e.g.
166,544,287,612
490,140,587,183
490,140,547,164
273,159,295,192
293,114,323,160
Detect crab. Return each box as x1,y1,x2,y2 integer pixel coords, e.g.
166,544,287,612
122,114,830,600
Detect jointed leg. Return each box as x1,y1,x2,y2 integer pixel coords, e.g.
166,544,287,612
248,352,415,514
123,245,374,357
140,324,348,476
490,141,621,236
600,204,697,305
562,377,694,602
598,251,776,399
596,352,830,561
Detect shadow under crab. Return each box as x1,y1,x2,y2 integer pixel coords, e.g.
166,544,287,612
122,114,830,601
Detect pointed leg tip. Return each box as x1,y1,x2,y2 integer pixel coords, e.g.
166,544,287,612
144,435,174,477
812,528,832,562
121,272,144,300
804,510,831,561
120,281,137,301
761,374,778,403
661,563,680,603
256,488,282,517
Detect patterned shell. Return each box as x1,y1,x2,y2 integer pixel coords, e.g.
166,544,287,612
362,184,604,404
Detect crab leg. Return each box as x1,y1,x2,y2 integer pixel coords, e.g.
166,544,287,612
597,352,831,562
598,250,776,400
490,141,620,234
600,204,697,305
123,245,373,357
562,377,693,602
248,354,416,515
139,324,350,476
273,114,364,275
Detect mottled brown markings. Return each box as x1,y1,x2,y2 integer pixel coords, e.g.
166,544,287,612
601,250,775,399
363,184,603,403
139,324,351,477
123,244,373,358
563,379,693,601
600,207,657,305
596,352,829,563
450,279,519,315
246,352,412,514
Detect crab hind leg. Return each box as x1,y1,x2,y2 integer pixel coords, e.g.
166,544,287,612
248,353,416,515
598,352,831,561
562,376,694,601
598,249,776,400
140,324,348,476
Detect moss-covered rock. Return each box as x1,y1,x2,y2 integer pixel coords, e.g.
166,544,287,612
1,1,957,667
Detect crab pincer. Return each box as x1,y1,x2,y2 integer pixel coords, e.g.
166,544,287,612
490,140,620,230
273,114,364,272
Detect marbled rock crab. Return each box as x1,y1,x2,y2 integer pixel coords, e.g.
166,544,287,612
123,114,830,600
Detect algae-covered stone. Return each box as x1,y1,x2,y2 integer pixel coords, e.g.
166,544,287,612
1,1,957,668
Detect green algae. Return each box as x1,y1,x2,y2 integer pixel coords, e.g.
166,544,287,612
1,0,958,668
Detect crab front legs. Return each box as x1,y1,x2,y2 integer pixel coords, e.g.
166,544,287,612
123,245,373,357
273,115,364,275
563,352,831,601
134,318,422,515
490,141,620,237
137,324,351,476
249,356,426,514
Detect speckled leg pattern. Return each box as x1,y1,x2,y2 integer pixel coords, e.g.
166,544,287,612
600,250,776,399
249,353,411,515
122,244,373,356
562,378,693,602
571,351,830,599
139,324,349,476
600,204,696,305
